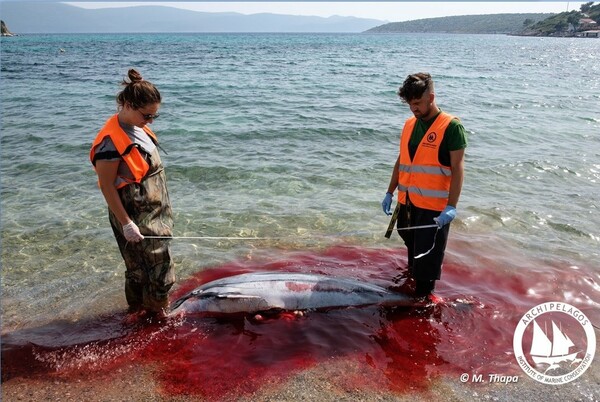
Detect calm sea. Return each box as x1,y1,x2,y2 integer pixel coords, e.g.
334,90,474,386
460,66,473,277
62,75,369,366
1,33,599,398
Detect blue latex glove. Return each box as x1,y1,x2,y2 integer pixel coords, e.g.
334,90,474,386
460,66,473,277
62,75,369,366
434,206,456,228
382,192,393,215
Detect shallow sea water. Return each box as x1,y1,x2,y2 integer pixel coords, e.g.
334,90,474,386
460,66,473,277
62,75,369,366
1,33,599,400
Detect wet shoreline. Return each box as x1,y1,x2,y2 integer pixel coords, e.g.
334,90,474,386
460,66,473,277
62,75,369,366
3,355,599,402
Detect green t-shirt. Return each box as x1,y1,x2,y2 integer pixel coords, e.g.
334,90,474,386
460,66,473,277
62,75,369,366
408,110,468,167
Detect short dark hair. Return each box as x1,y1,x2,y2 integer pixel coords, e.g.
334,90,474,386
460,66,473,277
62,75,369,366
116,69,161,110
397,73,433,102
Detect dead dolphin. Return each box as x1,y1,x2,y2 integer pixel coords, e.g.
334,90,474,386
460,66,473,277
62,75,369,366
169,271,416,315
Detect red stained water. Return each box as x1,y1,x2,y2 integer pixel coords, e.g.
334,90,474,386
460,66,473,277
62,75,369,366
2,244,599,399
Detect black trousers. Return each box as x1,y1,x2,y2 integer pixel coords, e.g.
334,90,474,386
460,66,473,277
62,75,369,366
396,198,450,282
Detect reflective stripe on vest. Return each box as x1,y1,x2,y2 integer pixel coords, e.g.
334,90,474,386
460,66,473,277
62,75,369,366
90,114,158,189
397,112,455,212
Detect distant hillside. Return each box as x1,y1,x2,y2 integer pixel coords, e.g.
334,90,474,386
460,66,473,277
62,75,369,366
1,20,15,36
0,2,384,33
366,13,553,34
520,2,600,36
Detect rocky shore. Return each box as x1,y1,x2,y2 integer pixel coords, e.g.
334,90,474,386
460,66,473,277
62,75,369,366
1,20,15,36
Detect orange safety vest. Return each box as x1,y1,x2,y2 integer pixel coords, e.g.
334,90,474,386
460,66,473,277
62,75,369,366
397,112,455,212
90,114,158,189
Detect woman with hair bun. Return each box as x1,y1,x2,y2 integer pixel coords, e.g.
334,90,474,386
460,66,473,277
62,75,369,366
90,69,174,316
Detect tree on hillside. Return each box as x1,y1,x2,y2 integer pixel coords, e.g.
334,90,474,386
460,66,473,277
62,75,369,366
554,21,568,31
587,2,600,19
580,2,594,13
567,14,580,25
523,18,535,27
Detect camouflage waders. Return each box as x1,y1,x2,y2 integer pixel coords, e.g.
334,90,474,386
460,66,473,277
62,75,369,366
109,146,174,313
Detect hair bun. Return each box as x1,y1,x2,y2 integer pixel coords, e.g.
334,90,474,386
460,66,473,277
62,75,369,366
116,69,161,108
127,69,143,83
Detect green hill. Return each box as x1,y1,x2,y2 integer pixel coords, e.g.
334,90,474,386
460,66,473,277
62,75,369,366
365,13,552,34
521,2,600,36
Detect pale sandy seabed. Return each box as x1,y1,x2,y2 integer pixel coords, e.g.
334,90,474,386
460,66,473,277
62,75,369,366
2,351,599,402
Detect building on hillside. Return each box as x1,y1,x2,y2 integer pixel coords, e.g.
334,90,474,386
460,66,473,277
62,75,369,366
579,18,598,30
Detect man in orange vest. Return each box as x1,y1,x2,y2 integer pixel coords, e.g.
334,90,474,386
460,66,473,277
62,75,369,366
382,73,467,300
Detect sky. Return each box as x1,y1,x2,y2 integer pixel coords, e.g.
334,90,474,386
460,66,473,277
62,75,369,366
66,2,587,22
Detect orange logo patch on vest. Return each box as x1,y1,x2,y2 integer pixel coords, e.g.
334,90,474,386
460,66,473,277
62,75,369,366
423,131,438,149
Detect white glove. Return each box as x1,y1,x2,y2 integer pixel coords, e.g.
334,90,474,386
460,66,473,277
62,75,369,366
123,221,144,242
